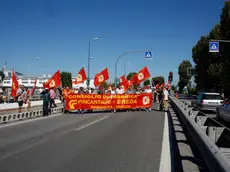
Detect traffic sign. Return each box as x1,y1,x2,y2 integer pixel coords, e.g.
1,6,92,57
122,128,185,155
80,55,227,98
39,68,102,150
209,41,219,52
145,52,152,59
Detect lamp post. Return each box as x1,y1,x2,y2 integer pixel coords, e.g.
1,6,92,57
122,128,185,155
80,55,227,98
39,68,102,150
87,37,98,87
210,39,230,43
114,49,151,88
27,57,39,87
124,62,130,77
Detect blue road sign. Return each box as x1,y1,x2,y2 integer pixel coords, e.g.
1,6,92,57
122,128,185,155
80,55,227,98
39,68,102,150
209,41,219,52
145,52,152,59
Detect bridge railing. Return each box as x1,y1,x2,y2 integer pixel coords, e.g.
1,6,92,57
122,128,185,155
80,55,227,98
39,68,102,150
0,107,64,124
169,96,230,172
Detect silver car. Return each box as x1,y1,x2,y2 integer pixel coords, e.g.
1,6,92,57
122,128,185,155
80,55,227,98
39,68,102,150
191,92,223,111
216,99,230,123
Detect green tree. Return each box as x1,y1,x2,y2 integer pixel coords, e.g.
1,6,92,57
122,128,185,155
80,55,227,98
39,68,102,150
61,71,72,87
127,72,137,80
103,82,108,89
171,85,176,92
152,76,165,86
143,79,150,86
178,60,192,92
127,72,139,88
220,2,230,96
191,2,230,96
0,71,5,82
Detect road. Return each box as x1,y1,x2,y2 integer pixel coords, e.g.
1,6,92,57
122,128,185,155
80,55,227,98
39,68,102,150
0,108,166,172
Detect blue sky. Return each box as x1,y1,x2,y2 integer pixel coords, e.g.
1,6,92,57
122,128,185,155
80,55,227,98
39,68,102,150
0,0,224,84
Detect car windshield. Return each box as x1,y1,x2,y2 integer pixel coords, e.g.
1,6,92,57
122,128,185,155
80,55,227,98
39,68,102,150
202,94,222,100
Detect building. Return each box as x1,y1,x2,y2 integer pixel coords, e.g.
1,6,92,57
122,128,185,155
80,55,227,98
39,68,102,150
3,70,23,78
1,70,96,88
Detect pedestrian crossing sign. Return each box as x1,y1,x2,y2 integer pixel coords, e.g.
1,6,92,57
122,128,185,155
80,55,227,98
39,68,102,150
209,41,219,52
145,52,152,59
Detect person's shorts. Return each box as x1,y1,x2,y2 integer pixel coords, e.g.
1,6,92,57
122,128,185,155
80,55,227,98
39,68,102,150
18,101,23,107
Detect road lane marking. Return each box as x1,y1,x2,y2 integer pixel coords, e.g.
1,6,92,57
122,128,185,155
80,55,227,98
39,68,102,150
159,112,171,172
0,113,63,128
75,115,110,131
0,115,110,161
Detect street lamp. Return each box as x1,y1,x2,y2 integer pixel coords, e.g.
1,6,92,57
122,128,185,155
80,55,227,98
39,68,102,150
27,57,39,86
124,62,130,77
114,49,151,88
87,37,98,87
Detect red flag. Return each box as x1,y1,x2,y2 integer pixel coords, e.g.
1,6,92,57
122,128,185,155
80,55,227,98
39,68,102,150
119,75,126,84
73,68,87,84
156,84,160,89
127,79,133,88
134,66,150,84
43,70,61,89
31,78,37,95
94,68,109,86
121,78,133,92
11,70,19,100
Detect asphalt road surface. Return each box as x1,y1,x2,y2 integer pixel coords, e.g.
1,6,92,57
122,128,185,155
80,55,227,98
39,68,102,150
0,109,165,172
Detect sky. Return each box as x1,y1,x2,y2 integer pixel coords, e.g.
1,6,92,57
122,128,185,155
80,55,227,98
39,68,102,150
0,0,225,84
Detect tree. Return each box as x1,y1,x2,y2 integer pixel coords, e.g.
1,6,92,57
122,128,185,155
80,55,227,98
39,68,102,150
61,71,72,87
103,82,108,89
127,72,137,80
178,60,192,92
152,76,164,86
171,85,176,92
191,2,230,96
220,2,230,96
0,71,5,82
143,79,150,86
127,72,139,88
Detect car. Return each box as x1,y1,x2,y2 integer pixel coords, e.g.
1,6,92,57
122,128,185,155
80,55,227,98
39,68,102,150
216,99,230,123
191,92,223,111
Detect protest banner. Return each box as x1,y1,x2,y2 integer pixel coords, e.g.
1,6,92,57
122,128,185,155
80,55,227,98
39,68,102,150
65,93,152,110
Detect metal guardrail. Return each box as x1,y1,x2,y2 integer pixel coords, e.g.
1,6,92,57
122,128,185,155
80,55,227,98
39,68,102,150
0,107,64,124
169,96,230,172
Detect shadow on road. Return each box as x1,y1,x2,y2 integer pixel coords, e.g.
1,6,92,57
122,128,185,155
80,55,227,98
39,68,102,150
168,104,211,172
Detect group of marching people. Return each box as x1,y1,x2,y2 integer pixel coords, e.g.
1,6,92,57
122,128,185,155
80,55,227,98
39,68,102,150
40,83,170,116
53,84,170,114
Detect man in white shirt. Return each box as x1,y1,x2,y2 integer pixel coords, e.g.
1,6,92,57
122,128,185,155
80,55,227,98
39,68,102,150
145,85,152,93
145,85,152,111
163,87,169,111
116,85,124,94
111,86,116,95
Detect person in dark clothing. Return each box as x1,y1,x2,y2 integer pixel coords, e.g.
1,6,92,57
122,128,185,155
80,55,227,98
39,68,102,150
157,88,164,111
78,87,85,114
41,88,50,116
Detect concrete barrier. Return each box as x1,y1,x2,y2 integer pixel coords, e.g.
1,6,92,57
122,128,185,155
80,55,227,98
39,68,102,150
0,107,64,124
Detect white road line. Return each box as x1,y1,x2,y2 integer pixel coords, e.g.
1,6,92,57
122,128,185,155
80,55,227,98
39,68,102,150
159,112,171,172
75,115,110,131
0,115,110,161
0,113,63,128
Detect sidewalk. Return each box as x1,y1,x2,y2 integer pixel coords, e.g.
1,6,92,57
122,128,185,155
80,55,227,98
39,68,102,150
0,99,62,115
